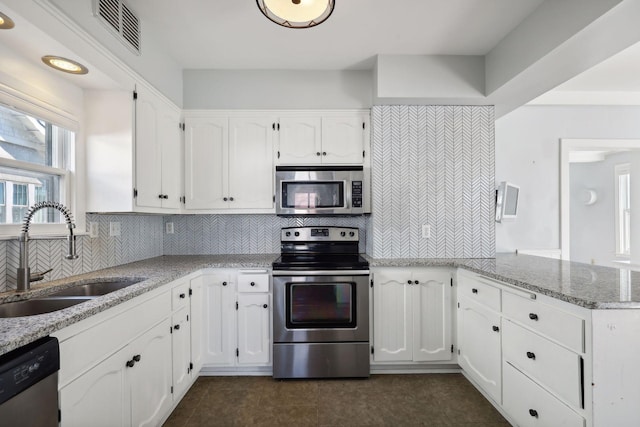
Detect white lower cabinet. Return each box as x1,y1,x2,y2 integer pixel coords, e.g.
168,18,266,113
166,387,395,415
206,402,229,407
457,295,502,404
372,267,453,363
60,319,173,427
202,269,271,369
55,276,202,427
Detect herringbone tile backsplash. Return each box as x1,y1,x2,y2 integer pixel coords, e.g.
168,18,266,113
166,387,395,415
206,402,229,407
0,105,496,291
370,105,495,258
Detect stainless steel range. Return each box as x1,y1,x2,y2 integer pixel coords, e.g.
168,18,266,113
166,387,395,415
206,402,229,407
272,226,370,379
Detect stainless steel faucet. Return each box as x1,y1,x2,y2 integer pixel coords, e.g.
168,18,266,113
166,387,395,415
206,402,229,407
17,201,78,291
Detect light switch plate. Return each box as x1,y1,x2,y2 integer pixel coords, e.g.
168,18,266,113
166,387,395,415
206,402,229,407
166,222,174,234
422,224,431,239
109,222,121,237
89,222,99,238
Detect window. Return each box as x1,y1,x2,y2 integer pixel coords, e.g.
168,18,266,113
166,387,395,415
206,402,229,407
0,103,73,227
615,163,631,257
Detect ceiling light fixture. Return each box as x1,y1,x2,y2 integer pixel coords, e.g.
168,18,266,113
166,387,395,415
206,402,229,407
0,12,15,29
256,0,335,29
41,55,89,75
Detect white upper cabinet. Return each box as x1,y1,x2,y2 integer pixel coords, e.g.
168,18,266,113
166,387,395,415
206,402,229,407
85,85,182,213
275,113,369,165
184,114,275,212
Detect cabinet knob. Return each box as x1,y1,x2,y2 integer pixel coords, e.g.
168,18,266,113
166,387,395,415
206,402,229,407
229,197,234,201
126,359,135,368
529,313,539,321
322,152,327,156
222,281,227,286
174,324,180,330
526,351,536,360
158,194,163,199
471,288,478,294
179,293,186,299
407,280,412,285
414,280,419,285
223,197,228,201
492,325,500,332
250,282,256,286
263,304,268,308
316,152,321,156
529,409,538,418
163,195,168,199
133,354,141,362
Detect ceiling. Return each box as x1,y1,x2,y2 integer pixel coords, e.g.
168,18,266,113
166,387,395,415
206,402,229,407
128,0,545,70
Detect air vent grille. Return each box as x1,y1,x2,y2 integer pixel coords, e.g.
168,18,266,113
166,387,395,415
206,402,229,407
94,0,141,55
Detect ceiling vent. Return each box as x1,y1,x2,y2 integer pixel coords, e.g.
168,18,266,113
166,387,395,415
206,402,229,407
93,0,141,55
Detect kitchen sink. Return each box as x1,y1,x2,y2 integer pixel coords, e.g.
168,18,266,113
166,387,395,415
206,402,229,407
0,297,93,318
46,278,143,297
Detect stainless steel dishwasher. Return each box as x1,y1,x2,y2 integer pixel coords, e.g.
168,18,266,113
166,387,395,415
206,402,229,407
0,336,60,427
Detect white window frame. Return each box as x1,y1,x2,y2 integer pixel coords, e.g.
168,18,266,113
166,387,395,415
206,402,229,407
615,163,631,258
0,88,79,238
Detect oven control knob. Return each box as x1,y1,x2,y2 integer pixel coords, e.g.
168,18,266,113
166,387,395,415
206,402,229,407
349,232,355,237
285,232,291,237
294,232,300,237
340,232,346,237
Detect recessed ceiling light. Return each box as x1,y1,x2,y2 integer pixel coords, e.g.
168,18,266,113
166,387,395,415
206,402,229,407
0,12,15,30
41,56,89,75
257,0,335,29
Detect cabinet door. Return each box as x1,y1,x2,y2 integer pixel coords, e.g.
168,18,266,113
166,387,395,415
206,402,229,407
277,117,322,164
458,296,502,404
228,117,275,209
129,319,173,427
171,306,191,399
190,276,204,375
412,270,452,362
135,87,162,208
373,269,412,362
59,346,130,427
202,273,237,365
237,293,271,365
158,104,182,210
321,116,365,164
184,117,229,209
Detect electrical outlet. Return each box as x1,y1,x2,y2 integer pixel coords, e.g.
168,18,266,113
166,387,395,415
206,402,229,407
166,222,174,234
89,222,99,238
422,224,431,239
109,222,121,237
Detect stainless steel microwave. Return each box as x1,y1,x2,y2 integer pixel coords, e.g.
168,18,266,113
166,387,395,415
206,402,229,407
275,166,364,216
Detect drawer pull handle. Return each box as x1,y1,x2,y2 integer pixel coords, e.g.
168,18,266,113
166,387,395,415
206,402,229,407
472,288,478,294
251,282,256,286
526,351,536,360
492,325,499,332
529,409,538,418
179,293,186,299
222,282,227,286
529,313,539,321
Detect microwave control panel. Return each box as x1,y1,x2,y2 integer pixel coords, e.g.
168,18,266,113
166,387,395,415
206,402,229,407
351,181,363,208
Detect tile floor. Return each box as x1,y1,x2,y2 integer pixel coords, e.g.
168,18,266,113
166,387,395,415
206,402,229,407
163,374,511,426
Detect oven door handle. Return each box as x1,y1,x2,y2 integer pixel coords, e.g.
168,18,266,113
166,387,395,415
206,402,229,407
273,270,370,276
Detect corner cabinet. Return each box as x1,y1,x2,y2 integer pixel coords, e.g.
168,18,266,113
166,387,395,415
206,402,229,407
201,269,272,372
371,267,453,364
184,115,275,212
85,85,183,213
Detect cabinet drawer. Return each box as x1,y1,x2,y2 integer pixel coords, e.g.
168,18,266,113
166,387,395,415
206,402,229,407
503,291,584,353
237,270,269,293
503,362,585,427
458,274,501,312
172,281,191,310
503,320,583,409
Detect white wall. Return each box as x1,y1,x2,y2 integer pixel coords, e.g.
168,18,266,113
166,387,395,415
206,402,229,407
495,105,640,253
183,70,372,109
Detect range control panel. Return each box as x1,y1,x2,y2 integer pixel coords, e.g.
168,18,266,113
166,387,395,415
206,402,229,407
281,227,359,242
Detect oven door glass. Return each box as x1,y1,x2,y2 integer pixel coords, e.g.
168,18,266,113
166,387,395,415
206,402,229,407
286,282,356,329
281,181,345,209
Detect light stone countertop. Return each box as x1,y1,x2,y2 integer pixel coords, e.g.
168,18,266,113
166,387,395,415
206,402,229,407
1,252,639,357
